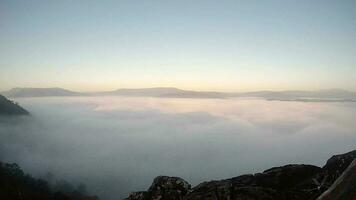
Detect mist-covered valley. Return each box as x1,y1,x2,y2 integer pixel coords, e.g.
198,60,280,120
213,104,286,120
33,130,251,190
1,97,356,200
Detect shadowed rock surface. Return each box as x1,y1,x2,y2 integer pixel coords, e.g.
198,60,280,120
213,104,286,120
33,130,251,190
317,159,356,200
125,150,356,200
125,176,191,200
321,150,356,186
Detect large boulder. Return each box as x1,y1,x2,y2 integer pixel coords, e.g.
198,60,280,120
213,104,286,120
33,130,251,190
251,164,322,190
185,164,322,200
124,150,356,200
125,192,148,200
321,150,356,185
125,176,191,200
184,180,280,200
317,159,356,200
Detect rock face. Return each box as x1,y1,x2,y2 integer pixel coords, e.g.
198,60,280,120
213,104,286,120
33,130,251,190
125,176,191,200
317,159,356,200
125,150,356,200
322,150,356,185
184,164,323,200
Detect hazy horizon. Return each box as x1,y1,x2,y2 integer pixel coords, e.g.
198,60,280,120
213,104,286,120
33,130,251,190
2,86,356,94
1,1,356,200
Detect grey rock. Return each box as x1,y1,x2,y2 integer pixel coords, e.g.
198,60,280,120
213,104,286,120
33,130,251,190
125,176,191,200
322,150,356,185
317,159,356,200
185,164,322,200
124,150,356,200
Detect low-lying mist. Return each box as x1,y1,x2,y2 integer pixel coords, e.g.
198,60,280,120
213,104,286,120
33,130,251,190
1,97,356,200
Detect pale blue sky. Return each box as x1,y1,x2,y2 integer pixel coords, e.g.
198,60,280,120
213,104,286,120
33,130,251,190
0,0,355,92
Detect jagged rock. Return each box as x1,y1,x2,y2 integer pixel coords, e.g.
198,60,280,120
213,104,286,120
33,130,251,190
251,164,322,190
124,150,356,200
317,159,356,200
322,150,356,185
125,165,322,200
184,180,234,200
125,176,191,200
148,176,191,200
125,192,148,200
185,164,322,200
185,180,280,200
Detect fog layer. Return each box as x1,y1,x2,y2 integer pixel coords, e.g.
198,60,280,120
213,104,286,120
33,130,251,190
1,97,356,200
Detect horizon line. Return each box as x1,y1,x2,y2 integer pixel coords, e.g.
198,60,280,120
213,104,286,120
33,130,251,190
2,86,356,94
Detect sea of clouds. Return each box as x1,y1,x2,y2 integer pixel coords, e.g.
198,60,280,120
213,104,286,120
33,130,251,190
1,96,356,200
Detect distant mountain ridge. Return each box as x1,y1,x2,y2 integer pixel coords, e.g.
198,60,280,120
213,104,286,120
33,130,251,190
231,89,356,101
2,87,83,97
2,87,356,101
94,87,226,98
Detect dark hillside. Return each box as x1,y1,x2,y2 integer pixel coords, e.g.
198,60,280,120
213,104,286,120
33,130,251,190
0,161,99,200
0,95,29,115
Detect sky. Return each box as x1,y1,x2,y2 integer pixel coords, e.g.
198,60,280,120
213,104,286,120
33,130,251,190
0,0,355,92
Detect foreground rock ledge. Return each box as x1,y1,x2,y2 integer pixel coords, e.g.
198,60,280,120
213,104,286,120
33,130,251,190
125,150,356,200
317,159,356,200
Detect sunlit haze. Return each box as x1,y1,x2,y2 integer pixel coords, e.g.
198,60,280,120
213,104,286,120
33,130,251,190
1,0,355,92
1,1,356,200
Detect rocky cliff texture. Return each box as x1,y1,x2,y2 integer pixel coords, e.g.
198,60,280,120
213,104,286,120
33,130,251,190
317,159,356,200
125,150,356,200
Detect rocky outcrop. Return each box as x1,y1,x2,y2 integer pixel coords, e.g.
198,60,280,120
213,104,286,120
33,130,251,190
125,150,356,200
125,176,191,200
317,159,356,200
184,164,323,200
321,150,356,186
